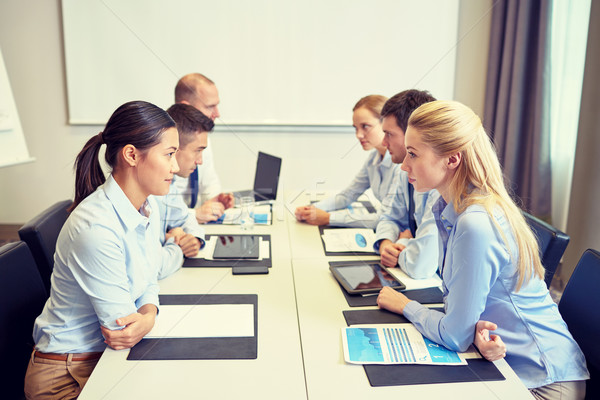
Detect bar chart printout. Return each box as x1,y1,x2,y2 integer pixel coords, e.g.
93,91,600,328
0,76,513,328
342,324,468,366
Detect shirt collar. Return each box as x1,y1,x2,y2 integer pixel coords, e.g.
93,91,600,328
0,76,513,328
103,175,150,231
371,150,393,169
433,196,458,228
380,150,394,169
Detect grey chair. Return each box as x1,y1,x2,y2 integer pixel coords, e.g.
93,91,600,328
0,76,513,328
18,200,72,294
0,241,48,400
559,249,600,399
523,212,570,288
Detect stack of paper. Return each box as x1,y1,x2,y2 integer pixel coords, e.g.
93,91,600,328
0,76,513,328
386,267,443,291
342,323,470,365
214,204,272,225
145,304,254,338
321,228,376,252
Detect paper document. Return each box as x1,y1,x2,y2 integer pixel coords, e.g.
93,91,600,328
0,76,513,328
342,324,467,365
386,267,443,291
191,236,269,260
346,202,372,215
321,228,375,252
145,304,254,338
212,204,272,225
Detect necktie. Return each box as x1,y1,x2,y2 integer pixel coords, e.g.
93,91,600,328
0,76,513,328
189,168,199,209
407,179,417,237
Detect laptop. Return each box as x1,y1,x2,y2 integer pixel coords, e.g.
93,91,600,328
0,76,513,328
233,151,282,204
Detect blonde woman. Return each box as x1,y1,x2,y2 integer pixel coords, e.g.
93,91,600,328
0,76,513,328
295,95,398,228
377,101,589,399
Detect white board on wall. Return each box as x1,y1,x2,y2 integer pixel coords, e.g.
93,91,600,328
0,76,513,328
0,47,34,168
62,0,459,126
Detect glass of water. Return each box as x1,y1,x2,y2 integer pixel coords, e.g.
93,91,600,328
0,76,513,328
240,196,255,230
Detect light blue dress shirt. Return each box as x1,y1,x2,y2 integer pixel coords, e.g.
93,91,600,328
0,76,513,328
374,168,440,279
32,175,173,353
314,150,400,228
403,197,589,389
154,180,206,279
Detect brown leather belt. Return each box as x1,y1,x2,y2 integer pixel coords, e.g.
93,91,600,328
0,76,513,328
34,351,103,362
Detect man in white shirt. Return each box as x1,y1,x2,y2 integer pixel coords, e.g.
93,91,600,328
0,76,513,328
174,73,234,222
374,89,440,279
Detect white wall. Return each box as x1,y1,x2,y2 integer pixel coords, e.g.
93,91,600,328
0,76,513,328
0,0,491,224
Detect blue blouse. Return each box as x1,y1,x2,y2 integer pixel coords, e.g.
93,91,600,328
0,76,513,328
33,175,173,353
403,197,589,389
314,150,400,228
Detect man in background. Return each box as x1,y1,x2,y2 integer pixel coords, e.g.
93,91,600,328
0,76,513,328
174,73,234,222
374,89,439,279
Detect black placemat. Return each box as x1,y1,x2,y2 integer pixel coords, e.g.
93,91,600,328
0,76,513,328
127,294,257,360
339,283,443,307
342,308,505,386
183,234,271,268
328,261,444,306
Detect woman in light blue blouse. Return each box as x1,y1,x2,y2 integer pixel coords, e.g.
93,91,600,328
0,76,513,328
295,94,400,228
24,101,182,399
377,100,589,399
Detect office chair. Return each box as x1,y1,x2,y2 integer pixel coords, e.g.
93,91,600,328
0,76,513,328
18,199,72,294
523,212,570,288
559,249,600,399
0,241,48,400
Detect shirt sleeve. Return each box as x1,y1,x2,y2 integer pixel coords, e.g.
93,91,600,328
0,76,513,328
374,176,407,248
67,225,157,330
157,238,185,280
396,191,440,279
197,143,222,204
327,208,379,229
156,194,206,243
313,153,372,212
403,210,505,351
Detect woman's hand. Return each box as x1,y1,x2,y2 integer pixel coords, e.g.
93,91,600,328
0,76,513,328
101,304,157,350
295,205,330,225
474,320,506,361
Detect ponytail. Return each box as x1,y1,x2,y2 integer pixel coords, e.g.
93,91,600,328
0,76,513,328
68,133,105,212
68,101,175,212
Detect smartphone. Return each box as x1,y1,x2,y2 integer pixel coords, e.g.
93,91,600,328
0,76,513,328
232,266,269,275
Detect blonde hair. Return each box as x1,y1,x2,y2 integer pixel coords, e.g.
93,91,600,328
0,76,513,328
408,100,543,290
353,95,388,119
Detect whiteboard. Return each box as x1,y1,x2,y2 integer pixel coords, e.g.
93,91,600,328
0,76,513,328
62,0,459,126
0,47,34,168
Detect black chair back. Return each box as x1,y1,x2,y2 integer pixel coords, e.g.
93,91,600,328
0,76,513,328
559,249,600,399
523,212,570,288
18,200,72,293
0,241,48,400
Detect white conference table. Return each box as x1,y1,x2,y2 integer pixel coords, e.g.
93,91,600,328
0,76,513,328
80,196,533,399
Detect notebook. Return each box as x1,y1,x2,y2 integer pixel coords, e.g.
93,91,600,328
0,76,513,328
233,152,282,204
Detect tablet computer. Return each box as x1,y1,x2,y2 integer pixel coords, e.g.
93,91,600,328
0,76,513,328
212,235,260,259
329,263,405,294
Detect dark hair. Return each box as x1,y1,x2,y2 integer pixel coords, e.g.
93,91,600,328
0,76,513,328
166,103,215,147
380,89,436,132
69,101,175,212
174,73,215,104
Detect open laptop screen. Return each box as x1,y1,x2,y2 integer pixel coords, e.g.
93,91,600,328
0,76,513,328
253,152,281,200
